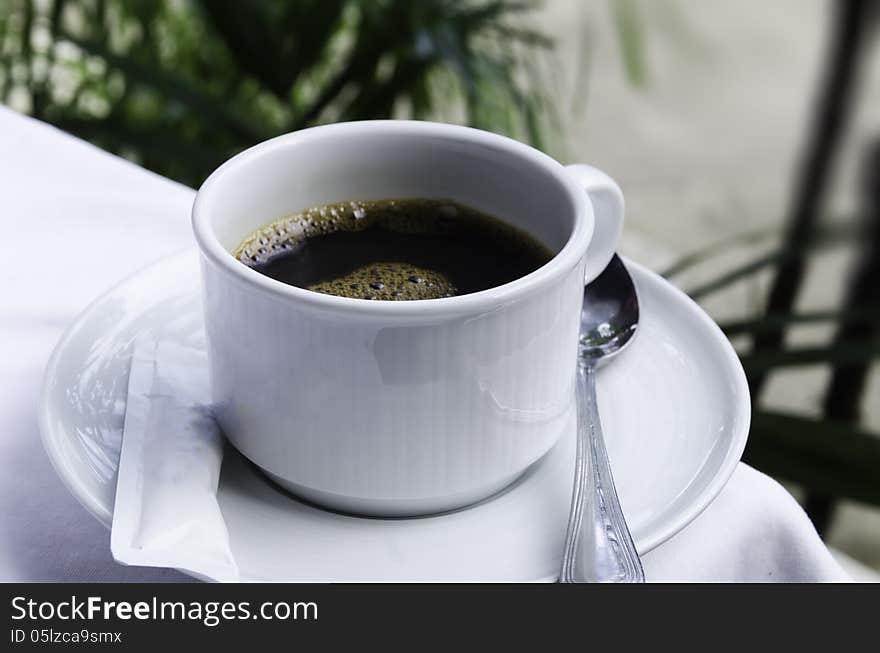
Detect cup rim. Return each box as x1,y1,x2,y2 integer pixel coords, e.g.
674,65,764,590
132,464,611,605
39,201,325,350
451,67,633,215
191,120,591,317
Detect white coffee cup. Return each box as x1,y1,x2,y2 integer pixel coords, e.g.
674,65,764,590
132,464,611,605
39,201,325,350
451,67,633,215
192,121,623,516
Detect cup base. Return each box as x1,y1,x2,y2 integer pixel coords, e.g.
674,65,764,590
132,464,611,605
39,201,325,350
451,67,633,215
261,468,529,518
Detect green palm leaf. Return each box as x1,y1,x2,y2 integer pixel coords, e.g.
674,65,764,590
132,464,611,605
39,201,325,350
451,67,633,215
739,341,880,373
746,411,880,506
2,0,555,185
719,309,880,337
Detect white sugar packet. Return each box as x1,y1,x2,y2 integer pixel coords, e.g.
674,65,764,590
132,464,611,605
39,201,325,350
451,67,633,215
111,337,239,582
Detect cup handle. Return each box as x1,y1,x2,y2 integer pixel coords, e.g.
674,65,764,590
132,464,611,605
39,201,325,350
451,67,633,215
565,164,624,283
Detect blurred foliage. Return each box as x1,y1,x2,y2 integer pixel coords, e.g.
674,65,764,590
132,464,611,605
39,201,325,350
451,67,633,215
610,0,645,85
0,0,555,186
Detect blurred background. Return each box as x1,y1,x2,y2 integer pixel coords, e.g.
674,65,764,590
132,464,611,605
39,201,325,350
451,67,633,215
1,0,878,575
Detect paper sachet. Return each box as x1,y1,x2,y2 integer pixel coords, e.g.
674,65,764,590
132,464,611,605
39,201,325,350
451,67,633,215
111,337,238,582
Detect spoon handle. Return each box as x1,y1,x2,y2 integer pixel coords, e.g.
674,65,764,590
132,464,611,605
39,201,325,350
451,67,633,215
560,360,645,583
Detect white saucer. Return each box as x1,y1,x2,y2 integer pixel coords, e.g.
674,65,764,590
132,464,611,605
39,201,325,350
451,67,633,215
39,249,749,581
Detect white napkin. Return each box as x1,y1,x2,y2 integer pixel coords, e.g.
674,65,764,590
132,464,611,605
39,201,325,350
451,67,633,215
110,337,238,582
641,463,849,582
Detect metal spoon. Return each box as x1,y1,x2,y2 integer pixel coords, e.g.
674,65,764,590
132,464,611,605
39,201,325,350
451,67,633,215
560,254,644,583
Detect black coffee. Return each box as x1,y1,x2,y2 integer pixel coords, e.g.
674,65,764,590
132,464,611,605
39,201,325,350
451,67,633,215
233,199,553,300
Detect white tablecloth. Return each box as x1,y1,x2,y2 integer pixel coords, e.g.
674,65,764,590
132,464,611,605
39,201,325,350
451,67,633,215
0,106,850,582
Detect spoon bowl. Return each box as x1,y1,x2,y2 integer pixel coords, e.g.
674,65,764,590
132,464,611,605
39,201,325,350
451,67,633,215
579,254,640,362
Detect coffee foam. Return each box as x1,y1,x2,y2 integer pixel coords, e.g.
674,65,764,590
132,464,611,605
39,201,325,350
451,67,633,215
308,262,456,300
